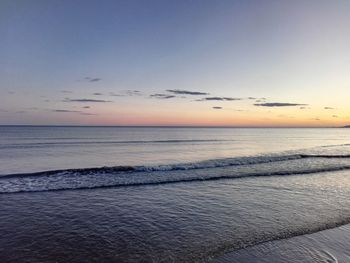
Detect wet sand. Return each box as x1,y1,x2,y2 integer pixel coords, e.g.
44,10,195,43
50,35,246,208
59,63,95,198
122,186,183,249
212,224,350,263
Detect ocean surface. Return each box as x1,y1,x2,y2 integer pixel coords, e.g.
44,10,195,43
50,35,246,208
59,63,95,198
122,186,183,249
1,126,350,262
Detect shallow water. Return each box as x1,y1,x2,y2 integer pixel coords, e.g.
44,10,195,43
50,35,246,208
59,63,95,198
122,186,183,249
213,224,350,263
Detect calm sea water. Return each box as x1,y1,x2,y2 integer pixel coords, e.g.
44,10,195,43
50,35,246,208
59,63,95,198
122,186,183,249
1,126,350,262
1,126,350,174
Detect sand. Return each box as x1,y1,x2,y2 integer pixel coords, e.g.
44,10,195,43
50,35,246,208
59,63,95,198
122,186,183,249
212,224,350,262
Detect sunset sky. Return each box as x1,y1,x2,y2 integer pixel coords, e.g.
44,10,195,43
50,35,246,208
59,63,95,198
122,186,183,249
1,0,350,127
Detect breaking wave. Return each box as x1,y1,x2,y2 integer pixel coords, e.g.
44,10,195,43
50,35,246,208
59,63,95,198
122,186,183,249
2,152,350,193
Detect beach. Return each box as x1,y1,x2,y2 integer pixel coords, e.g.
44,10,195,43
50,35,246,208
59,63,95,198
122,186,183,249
213,224,350,262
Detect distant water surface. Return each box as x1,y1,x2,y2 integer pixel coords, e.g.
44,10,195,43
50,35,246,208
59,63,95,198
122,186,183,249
1,126,350,174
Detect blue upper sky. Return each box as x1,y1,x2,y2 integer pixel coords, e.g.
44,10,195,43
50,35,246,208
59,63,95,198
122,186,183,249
1,0,350,126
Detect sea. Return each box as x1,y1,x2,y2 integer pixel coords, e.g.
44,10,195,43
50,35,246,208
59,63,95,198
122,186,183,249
1,126,350,262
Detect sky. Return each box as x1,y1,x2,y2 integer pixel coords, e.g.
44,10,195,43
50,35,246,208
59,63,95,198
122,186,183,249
1,0,350,127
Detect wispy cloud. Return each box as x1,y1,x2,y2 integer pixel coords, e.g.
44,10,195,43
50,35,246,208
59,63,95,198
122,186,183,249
85,77,101,82
213,106,223,109
93,93,103,95
52,109,81,113
82,106,91,109
254,102,308,107
254,98,267,102
198,97,242,101
125,90,141,96
166,89,209,95
110,90,142,97
110,92,124,97
324,107,335,110
150,94,176,99
63,98,112,103
61,90,73,94
80,112,97,116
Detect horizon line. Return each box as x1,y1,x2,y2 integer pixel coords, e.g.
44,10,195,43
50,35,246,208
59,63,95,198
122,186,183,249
0,124,346,128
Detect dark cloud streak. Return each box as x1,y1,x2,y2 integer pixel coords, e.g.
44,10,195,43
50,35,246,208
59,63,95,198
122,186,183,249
52,109,81,113
85,77,101,82
63,98,112,103
150,94,176,99
254,102,308,107
198,97,242,101
166,89,209,95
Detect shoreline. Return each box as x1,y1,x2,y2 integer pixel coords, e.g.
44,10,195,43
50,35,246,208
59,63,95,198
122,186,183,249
211,223,350,262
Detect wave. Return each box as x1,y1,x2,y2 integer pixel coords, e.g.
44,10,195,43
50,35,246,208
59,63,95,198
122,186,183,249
2,153,350,194
0,154,306,178
3,153,350,178
300,154,350,158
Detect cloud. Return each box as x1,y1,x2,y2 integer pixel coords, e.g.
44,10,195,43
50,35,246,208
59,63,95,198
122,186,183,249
332,115,338,118
110,90,141,97
254,102,308,107
197,97,242,101
254,98,267,103
85,77,101,82
324,107,335,110
61,90,73,94
212,106,223,109
166,89,209,95
125,90,141,96
52,109,81,113
0,109,8,113
150,94,176,99
63,98,112,103
110,92,124,97
93,93,103,95
82,106,90,109
52,109,97,115
222,97,242,101
80,112,97,116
